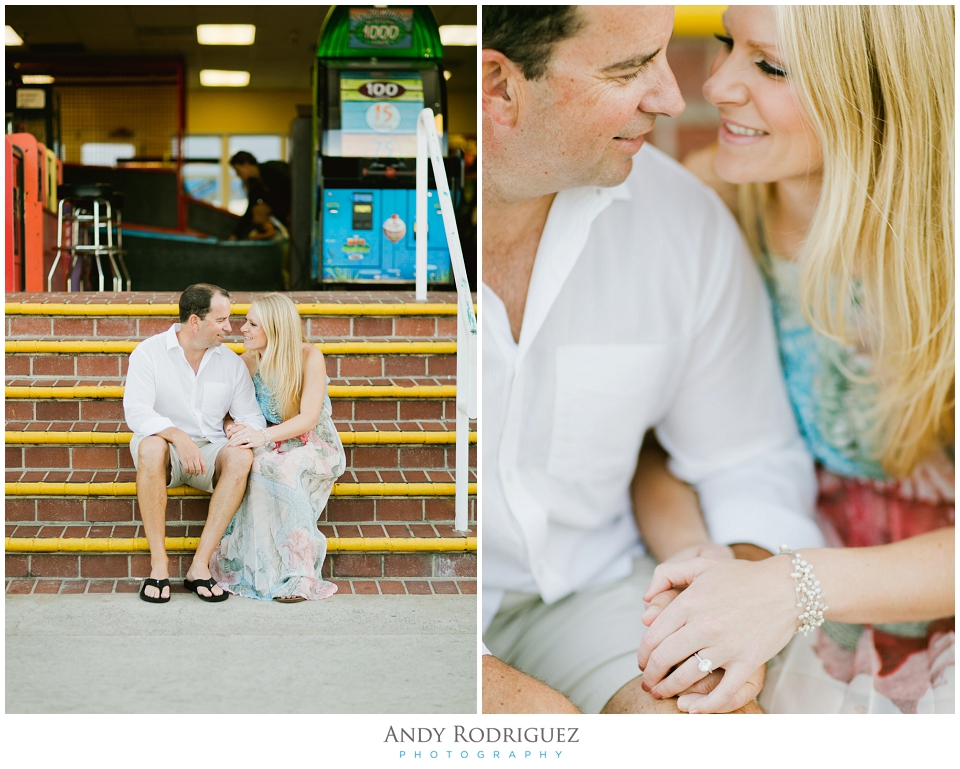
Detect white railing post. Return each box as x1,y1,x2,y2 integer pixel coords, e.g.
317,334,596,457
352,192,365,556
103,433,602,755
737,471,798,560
416,108,477,532
415,121,428,302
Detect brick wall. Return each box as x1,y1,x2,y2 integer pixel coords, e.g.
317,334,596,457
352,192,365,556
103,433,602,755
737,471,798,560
648,36,723,162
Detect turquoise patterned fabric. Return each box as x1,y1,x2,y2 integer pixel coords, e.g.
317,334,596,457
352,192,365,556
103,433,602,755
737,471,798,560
211,369,346,600
764,256,885,480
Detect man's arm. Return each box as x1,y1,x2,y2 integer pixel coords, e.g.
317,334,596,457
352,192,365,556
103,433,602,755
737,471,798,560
656,205,822,554
631,432,731,563
482,656,580,714
226,359,267,431
123,347,176,437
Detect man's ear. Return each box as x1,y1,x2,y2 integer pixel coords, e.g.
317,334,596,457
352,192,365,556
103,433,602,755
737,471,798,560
482,49,522,127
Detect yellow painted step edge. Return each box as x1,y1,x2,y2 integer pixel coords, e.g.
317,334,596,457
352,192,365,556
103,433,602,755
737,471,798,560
6,431,476,445
6,302,475,317
6,536,476,553
6,482,476,497
6,385,457,400
7,340,455,355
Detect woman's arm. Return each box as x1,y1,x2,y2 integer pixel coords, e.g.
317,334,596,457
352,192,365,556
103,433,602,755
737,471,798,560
636,526,955,711
632,433,730,562
228,346,329,447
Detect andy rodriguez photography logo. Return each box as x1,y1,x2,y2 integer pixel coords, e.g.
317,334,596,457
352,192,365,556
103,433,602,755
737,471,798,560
385,725,579,760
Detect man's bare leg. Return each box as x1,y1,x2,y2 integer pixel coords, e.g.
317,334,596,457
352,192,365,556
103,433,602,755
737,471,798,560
184,446,253,597
601,676,763,714
136,437,172,600
482,656,581,714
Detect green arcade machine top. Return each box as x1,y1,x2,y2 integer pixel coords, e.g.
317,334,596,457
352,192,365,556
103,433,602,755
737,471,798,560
313,6,461,285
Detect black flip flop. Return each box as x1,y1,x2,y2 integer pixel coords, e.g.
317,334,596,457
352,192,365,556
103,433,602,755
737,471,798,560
183,577,229,602
139,578,171,603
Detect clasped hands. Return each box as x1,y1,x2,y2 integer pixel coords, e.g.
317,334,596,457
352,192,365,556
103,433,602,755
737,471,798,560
637,544,797,713
226,422,269,449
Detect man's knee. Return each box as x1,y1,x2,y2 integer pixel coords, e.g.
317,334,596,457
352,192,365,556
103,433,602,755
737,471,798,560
137,436,169,471
602,677,686,714
601,677,764,714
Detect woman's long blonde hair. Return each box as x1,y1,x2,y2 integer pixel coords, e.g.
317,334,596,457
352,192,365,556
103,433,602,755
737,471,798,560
739,5,954,477
251,293,306,421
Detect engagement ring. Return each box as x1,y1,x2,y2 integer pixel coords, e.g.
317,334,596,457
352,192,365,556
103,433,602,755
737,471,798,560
693,652,713,674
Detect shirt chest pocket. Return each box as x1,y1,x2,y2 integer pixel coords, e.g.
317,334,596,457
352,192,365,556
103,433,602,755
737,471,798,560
201,382,231,416
547,343,676,481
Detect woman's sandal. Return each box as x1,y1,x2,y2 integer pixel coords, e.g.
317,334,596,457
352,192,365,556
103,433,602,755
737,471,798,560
183,577,229,602
139,578,171,604
274,596,306,604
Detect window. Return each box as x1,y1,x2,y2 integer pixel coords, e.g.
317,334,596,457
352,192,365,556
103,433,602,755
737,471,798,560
176,133,286,215
80,142,136,167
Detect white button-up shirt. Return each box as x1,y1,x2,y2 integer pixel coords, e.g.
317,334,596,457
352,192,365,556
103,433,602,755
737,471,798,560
123,324,265,441
483,145,823,633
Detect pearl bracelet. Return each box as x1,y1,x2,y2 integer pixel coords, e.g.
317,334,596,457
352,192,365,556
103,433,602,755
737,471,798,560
259,428,276,449
779,545,828,636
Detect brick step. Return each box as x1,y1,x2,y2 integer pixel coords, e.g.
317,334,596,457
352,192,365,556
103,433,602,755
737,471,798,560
6,491,477,593
6,346,457,381
6,546,476,596
7,576,476,596
8,493,474,531
7,319,460,342
6,441,476,475
6,290,466,341
7,394,465,427
6,419,469,434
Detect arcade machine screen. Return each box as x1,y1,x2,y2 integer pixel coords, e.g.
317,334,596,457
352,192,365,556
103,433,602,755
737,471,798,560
319,68,451,284
324,71,424,158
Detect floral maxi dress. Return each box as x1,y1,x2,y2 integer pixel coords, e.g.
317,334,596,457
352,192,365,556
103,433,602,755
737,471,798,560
211,372,346,600
757,256,954,714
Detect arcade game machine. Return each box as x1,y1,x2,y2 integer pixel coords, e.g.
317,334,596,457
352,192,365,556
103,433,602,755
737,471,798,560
313,6,462,285
6,81,65,291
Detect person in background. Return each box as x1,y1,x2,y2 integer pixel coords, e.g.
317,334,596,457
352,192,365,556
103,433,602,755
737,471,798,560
229,150,291,240
246,201,289,242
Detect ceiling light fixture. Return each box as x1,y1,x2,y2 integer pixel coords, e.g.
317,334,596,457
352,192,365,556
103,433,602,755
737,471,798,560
438,25,477,46
199,69,250,87
22,75,55,84
6,26,24,46
443,71,452,81
197,24,256,45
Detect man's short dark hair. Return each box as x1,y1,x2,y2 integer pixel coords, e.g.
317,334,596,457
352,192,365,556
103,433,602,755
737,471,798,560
179,283,230,323
482,6,585,81
229,150,257,167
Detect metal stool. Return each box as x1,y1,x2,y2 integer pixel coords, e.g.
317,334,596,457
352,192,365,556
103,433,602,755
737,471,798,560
48,183,128,292
106,191,131,291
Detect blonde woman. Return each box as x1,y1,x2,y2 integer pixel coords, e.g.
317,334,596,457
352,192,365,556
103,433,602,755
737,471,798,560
210,293,346,601
634,5,954,713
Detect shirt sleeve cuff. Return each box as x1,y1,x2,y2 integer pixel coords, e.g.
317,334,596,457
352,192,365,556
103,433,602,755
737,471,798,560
707,504,825,555
136,416,176,436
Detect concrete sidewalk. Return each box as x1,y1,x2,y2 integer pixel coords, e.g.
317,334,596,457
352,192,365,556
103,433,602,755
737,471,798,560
6,593,477,714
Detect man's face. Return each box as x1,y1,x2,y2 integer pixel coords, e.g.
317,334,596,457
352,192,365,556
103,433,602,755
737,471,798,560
194,293,233,348
516,6,685,190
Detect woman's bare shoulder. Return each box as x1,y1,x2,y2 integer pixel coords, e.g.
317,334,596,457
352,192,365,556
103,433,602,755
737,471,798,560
682,143,740,218
240,350,258,377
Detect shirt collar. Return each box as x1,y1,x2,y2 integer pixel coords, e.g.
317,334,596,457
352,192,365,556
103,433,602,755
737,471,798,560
164,322,223,355
515,178,631,363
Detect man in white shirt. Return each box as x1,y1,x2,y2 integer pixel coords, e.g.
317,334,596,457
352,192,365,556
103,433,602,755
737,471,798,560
123,283,266,602
481,6,823,713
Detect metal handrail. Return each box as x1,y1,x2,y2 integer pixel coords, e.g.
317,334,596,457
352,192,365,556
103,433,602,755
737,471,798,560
416,108,478,533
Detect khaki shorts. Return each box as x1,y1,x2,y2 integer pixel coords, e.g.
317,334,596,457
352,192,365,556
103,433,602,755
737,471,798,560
130,434,228,493
484,554,657,714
